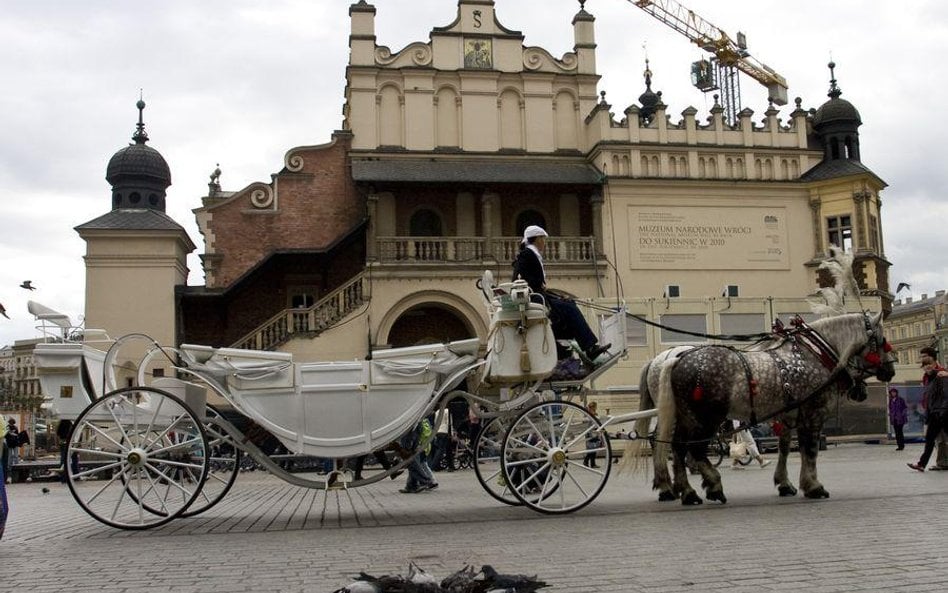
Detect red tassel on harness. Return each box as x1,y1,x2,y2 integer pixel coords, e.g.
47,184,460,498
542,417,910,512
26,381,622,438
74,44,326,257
692,385,704,401
749,379,759,396
883,341,892,353
864,352,881,367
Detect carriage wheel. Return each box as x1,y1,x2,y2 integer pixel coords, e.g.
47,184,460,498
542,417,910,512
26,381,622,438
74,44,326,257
65,386,210,530
178,405,241,518
501,401,611,514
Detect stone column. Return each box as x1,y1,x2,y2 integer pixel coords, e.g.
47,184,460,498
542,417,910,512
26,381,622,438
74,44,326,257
590,193,604,256
853,189,869,252
366,192,378,261
481,192,498,261
809,193,822,258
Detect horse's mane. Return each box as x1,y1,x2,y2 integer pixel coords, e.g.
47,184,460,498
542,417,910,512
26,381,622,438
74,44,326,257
808,313,871,370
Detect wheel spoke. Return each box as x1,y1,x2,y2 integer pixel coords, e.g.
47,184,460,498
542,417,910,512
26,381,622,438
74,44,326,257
84,421,130,453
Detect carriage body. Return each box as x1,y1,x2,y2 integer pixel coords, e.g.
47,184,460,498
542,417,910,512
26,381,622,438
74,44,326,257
177,338,480,459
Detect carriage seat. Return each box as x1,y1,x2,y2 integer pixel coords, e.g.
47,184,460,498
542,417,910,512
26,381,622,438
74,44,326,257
179,344,294,389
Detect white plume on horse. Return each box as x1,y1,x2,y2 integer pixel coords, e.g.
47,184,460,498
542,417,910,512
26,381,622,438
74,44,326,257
809,246,863,317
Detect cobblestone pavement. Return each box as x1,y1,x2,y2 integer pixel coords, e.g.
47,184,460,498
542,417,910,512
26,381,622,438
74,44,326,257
3,443,947,592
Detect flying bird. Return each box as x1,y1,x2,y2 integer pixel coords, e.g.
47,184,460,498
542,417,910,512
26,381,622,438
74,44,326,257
0,303,8,319
896,282,911,294
20,280,36,290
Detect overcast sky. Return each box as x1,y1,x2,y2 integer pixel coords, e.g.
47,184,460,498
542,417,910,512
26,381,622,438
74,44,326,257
2,0,946,347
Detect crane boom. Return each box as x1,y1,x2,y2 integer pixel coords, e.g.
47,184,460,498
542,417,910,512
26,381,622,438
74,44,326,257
629,0,788,108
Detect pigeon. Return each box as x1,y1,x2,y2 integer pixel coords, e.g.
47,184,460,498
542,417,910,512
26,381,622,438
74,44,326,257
0,303,8,319
440,565,478,593
896,282,911,294
20,280,36,290
333,571,414,593
479,565,548,593
408,562,439,588
41,487,50,494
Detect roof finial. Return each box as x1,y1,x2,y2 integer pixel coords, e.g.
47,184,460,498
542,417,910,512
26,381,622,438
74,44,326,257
578,0,586,10
827,60,841,99
643,56,652,90
133,90,149,144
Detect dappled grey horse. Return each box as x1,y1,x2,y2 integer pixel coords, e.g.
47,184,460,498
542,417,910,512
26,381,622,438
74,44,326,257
626,312,895,505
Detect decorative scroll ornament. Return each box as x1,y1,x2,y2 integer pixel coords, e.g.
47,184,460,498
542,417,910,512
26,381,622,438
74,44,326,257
523,47,578,72
249,183,275,209
286,152,305,172
375,42,433,67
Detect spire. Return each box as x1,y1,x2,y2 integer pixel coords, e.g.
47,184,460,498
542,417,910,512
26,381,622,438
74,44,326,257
132,91,149,145
827,61,842,99
638,57,659,124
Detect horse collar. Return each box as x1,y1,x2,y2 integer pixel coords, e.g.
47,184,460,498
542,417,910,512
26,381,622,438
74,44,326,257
789,319,839,372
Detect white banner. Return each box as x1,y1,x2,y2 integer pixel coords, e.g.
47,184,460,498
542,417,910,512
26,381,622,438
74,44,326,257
628,205,790,270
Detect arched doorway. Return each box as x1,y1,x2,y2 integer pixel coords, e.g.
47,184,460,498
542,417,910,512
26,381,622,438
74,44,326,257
387,304,474,348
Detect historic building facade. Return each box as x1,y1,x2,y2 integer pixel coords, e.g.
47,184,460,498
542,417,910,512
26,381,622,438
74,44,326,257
81,0,891,394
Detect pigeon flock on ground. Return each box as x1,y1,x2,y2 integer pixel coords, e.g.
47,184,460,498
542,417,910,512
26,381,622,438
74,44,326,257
332,563,548,593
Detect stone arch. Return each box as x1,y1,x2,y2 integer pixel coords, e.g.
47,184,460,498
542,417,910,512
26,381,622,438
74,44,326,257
378,290,487,347
435,85,460,147
498,88,524,150
554,89,579,149
515,208,548,236
378,83,403,147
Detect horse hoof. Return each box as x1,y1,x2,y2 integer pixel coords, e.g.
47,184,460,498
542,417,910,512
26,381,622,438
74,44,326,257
804,487,830,499
778,485,797,497
706,490,727,504
681,492,703,506
658,491,677,502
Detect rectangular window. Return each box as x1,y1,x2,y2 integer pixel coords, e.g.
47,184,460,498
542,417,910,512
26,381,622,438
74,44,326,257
152,368,165,378
868,215,879,252
659,314,708,343
720,313,765,336
625,315,647,346
827,215,853,251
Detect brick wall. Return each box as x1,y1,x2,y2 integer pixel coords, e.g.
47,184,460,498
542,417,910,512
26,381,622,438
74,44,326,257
204,131,363,290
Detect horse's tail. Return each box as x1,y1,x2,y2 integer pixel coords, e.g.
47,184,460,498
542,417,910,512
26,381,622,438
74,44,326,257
651,356,679,473
622,360,656,474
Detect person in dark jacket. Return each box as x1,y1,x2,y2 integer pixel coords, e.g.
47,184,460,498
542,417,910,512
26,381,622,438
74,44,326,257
512,226,610,362
908,362,948,472
888,387,908,450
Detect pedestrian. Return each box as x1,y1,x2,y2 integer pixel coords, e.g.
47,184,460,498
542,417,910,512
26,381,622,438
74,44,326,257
399,419,437,493
730,420,771,469
908,358,948,472
583,402,601,468
512,226,610,363
429,412,454,472
888,387,908,450
4,418,19,479
56,419,79,483
918,347,948,470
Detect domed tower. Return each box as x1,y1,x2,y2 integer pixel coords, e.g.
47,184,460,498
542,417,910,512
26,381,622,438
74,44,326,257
801,63,891,314
812,61,862,162
106,99,172,211
637,59,660,125
76,100,195,348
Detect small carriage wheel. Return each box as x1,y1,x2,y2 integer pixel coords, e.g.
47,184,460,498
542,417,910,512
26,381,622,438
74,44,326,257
65,386,210,530
501,400,611,514
707,437,728,468
178,405,241,517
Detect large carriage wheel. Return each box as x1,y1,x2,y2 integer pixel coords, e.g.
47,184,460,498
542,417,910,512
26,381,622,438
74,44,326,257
65,386,210,530
179,405,241,518
501,401,611,514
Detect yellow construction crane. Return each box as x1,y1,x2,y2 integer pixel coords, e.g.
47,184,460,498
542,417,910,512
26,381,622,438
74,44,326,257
628,0,789,124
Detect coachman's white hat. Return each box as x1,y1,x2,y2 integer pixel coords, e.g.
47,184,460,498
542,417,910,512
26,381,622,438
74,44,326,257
521,225,548,244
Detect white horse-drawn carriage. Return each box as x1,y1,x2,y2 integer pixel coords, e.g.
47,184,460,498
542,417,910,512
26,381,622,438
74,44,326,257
33,273,645,530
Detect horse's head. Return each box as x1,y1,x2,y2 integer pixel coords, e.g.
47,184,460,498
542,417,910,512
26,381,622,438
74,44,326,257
848,311,896,386
808,312,896,395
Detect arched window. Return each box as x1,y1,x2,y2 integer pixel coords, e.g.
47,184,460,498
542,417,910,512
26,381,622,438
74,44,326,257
410,208,442,237
515,209,547,237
